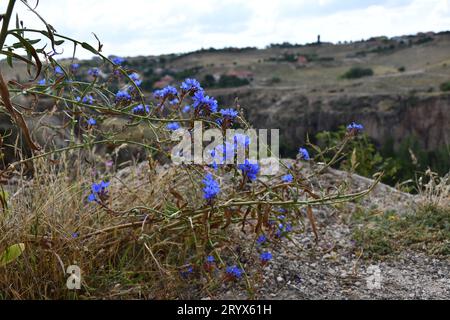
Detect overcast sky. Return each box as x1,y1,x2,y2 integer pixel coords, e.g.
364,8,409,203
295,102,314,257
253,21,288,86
7,0,450,59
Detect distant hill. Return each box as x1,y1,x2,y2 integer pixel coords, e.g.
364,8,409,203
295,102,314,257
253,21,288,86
2,31,450,179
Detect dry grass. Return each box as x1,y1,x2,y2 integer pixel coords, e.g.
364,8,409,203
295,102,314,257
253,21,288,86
0,153,208,299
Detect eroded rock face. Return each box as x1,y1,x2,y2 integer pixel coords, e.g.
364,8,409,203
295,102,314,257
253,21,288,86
214,89,450,154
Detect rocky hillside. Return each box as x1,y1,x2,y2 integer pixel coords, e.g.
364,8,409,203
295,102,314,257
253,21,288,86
213,88,450,153
1,31,449,173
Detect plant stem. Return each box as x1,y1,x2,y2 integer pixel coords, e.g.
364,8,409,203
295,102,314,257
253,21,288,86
0,0,15,49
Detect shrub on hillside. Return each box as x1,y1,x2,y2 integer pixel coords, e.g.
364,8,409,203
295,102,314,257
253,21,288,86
341,67,374,79
440,81,450,92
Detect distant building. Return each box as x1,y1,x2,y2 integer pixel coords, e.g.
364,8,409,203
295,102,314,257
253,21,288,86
153,75,174,88
297,55,308,66
226,70,254,80
392,36,409,44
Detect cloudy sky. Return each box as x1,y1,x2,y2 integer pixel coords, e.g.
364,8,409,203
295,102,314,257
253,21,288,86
7,0,450,58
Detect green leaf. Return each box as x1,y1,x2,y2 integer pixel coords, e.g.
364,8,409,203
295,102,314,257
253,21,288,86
81,42,98,54
6,52,12,68
0,243,25,267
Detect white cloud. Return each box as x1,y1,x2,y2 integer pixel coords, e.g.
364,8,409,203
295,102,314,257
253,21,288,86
8,0,450,59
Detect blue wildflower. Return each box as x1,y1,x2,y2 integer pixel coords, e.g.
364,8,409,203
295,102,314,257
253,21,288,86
180,265,193,278
87,180,109,202
282,174,293,183
234,134,251,147
192,90,218,114
38,79,46,85
115,90,132,102
132,104,150,114
298,147,310,160
211,142,235,165
77,95,94,105
87,118,96,126
166,122,180,131
226,265,243,279
71,232,79,239
129,73,139,82
260,252,273,263
285,223,293,232
54,66,64,76
202,173,220,201
88,68,99,77
238,159,260,181
70,63,80,72
181,78,202,92
347,122,364,133
128,73,142,87
276,222,293,237
206,256,215,263
87,193,96,202
112,57,125,65
182,105,191,113
169,98,179,106
220,108,238,119
256,234,267,245
153,85,177,99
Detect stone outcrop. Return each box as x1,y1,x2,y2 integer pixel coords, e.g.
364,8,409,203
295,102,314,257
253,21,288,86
214,88,450,154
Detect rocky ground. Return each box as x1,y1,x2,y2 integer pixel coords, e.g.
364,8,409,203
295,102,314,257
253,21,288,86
213,164,450,300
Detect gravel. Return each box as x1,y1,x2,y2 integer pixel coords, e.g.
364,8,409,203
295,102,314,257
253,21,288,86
214,164,449,300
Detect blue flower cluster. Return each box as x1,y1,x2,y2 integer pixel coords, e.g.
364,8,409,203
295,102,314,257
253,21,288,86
226,265,243,279
281,174,293,183
202,173,220,200
166,122,180,131
234,133,250,148
54,66,64,76
128,73,142,88
257,234,267,245
180,78,202,92
115,90,132,103
347,122,364,133
192,90,218,114
87,180,109,202
220,108,238,119
112,56,125,65
87,117,96,126
77,95,94,105
259,252,273,263
88,68,100,77
154,86,178,99
238,159,260,182
275,221,293,238
70,63,80,72
132,104,150,114
298,147,310,160
210,142,235,169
